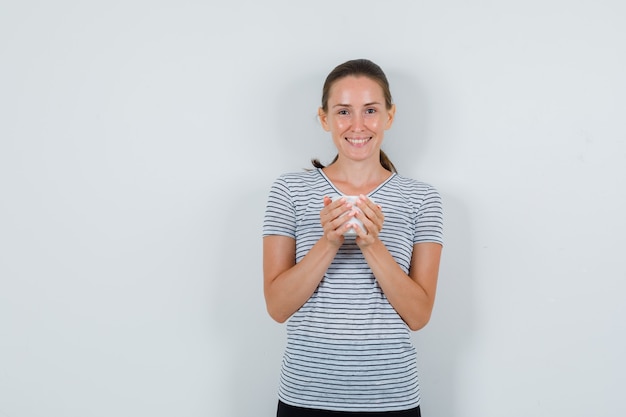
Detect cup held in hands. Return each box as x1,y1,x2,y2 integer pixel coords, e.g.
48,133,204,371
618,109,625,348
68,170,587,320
332,195,366,237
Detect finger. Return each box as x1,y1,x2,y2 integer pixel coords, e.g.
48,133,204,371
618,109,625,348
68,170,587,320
321,197,348,222
356,209,382,239
355,200,382,229
363,201,384,227
323,211,354,235
356,195,380,215
332,200,354,220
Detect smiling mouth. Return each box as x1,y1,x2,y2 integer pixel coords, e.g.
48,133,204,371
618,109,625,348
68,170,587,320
345,137,371,145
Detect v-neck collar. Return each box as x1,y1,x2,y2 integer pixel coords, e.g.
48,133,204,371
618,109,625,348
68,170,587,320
317,168,396,197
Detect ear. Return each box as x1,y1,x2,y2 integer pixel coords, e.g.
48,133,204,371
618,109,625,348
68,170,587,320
385,104,396,130
318,107,330,131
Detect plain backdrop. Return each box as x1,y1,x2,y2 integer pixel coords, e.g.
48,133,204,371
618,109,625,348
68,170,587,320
1,1,625,416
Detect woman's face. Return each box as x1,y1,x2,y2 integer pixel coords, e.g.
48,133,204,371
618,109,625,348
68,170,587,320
319,76,395,164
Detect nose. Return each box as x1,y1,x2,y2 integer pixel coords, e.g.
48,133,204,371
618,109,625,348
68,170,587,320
351,112,365,131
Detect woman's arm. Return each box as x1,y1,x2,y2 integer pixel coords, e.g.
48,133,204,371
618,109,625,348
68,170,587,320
360,241,442,331
263,235,338,323
353,195,443,330
263,197,351,323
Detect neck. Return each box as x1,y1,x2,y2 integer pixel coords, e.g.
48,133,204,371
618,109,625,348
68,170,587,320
323,157,391,194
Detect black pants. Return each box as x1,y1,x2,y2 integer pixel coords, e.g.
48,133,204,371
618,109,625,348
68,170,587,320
277,401,421,417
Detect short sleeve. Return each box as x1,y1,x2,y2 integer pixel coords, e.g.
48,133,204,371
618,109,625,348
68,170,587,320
414,185,444,245
263,175,296,238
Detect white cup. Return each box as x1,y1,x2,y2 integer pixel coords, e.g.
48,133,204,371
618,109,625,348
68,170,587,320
332,195,365,237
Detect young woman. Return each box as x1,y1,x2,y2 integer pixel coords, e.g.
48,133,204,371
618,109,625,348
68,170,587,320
263,59,443,417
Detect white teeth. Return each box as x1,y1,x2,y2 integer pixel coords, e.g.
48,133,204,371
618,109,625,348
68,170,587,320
346,138,370,144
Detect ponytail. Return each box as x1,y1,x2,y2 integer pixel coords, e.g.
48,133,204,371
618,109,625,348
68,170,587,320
379,150,397,173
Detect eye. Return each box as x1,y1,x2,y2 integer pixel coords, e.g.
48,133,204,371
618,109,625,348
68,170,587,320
337,109,349,116
363,108,378,117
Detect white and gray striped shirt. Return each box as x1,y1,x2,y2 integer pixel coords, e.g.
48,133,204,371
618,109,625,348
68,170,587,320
263,168,443,412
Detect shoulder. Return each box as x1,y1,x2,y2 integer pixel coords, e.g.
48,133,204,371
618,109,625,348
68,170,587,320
274,169,319,182
387,174,441,200
270,169,325,192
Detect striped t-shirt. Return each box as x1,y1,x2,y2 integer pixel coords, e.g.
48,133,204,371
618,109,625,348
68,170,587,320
263,168,443,412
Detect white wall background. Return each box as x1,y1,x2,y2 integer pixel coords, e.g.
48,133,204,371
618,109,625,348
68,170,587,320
1,1,625,416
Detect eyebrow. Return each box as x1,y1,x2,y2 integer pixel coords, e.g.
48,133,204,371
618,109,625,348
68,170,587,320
332,102,382,108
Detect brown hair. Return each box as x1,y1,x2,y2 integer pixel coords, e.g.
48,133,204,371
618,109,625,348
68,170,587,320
312,59,397,173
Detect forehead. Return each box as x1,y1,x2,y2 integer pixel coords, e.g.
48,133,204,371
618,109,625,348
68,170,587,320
327,76,385,103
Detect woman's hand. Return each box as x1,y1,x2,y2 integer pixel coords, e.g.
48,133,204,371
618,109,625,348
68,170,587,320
320,196,351,247
352,195,384,247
